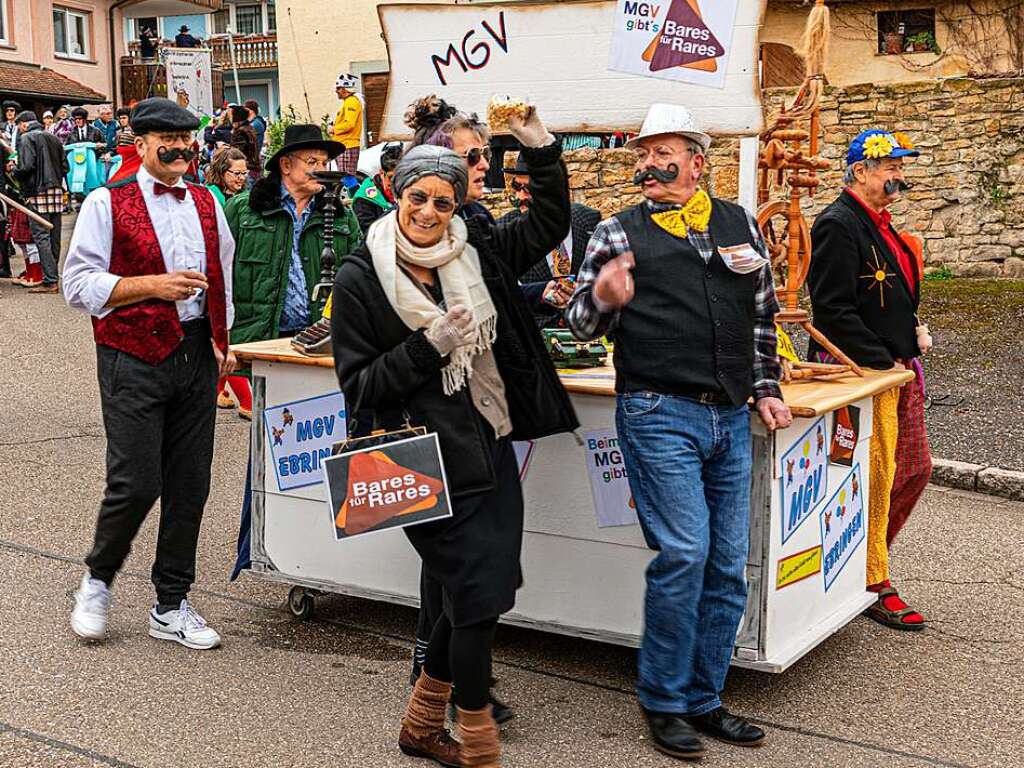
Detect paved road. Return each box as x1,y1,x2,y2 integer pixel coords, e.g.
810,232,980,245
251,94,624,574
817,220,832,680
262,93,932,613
0,243,1020,768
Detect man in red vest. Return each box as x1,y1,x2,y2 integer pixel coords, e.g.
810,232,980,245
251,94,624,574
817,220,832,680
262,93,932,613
63,98,237,650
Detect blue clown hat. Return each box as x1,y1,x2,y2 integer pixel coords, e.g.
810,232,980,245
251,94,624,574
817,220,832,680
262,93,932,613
846,129,920,166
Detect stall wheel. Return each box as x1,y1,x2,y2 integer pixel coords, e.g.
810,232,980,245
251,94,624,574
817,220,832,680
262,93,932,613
287,586,316,621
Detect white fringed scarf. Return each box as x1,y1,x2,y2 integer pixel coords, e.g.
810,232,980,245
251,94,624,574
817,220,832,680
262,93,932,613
367,210,497,395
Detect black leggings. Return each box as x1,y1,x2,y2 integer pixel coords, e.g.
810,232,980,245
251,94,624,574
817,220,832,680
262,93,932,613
422,613,498,711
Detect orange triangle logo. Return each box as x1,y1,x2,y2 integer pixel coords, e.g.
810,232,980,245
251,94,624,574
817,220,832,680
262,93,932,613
642,0,724,73
336,450,444,535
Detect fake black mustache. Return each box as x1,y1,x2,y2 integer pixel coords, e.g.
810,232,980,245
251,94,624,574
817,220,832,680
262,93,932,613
157,147,196,164
633,164,680,185
884,179,912,195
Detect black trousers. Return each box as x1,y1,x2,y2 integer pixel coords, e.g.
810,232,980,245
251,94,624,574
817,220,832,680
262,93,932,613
29,211,62,285
85,323,218,604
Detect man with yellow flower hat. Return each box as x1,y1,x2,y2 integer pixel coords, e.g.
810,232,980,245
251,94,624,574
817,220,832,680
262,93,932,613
568,103,791,761
807,128,932,632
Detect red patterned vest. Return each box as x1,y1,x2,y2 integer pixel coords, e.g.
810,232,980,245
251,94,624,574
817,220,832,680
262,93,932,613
92,178,228,365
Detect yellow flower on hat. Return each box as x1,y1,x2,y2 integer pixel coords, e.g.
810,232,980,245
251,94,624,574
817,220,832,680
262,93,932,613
892,131,915,150
863,134,897,160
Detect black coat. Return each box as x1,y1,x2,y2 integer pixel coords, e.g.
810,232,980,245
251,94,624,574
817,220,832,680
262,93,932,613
807,190,921,368
508,203,602,328
16,124,69,196
64,124,104,146
331,141,578,498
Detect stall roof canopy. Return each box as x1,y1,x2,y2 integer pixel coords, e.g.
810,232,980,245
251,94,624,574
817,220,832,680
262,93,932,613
120,0,221,18
0,61,106,103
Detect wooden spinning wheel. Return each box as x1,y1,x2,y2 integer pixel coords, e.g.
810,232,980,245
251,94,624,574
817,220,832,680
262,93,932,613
756,199,810,305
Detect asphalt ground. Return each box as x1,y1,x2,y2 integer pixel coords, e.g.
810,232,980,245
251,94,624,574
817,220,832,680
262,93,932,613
0,229,1020,767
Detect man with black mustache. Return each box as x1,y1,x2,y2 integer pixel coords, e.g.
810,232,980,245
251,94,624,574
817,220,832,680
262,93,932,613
807,129,931,632
568,103,790,761
63,98,237,650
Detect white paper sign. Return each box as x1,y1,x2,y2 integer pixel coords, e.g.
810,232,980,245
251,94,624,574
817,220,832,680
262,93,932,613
778,417,828,544
609,0,741,88
265,392,347,491
820,464,865,591
163,48,214,117
584,428,638,528
378,1,765,139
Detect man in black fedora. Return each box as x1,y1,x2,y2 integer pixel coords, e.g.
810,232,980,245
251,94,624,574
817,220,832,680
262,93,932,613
174,25,202,48
501,151,601,328
224,124,363,579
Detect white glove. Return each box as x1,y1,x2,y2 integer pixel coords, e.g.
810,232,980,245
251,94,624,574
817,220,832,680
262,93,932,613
508,107,555,149
916,323,933,355
425,305,475,356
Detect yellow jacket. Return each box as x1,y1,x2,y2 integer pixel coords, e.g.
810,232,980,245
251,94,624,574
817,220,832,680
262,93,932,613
331,95,362,149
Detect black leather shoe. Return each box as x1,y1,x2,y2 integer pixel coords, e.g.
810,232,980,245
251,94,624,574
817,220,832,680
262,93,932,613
642,708,705,761
687,707,765,747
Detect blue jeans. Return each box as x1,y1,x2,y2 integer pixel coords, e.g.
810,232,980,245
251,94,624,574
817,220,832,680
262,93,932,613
616,392,751,716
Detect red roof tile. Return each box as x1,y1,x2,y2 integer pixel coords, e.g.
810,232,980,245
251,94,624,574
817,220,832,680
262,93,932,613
0,60,106,103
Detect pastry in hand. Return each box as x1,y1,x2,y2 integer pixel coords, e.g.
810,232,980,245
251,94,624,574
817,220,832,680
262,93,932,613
487,95,532,133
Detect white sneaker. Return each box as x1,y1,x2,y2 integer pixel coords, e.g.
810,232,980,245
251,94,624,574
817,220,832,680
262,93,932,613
71,573,111,641
148,599,221,650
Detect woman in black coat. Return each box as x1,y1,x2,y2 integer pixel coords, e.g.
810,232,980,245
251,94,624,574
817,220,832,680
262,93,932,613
331,137,576,766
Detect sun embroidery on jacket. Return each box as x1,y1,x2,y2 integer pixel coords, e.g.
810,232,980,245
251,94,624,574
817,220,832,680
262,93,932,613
861,247,896,308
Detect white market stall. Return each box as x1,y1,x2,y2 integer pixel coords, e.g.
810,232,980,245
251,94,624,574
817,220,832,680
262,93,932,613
233,340,911,673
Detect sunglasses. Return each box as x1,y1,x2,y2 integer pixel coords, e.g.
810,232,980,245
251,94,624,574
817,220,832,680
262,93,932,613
510,180,529,193
407,189,456,213
462,146,492,166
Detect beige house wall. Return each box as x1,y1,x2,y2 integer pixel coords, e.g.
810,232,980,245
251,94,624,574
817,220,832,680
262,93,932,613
279,0,1020,119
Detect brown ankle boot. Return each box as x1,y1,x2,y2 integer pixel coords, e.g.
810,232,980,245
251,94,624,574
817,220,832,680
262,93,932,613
399,672,461,767
456,705,501,767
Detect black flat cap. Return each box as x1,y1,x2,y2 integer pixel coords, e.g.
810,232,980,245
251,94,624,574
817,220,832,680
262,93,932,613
130,97,200,134
2,100,20,111
71,107,89,119
15,110,37,124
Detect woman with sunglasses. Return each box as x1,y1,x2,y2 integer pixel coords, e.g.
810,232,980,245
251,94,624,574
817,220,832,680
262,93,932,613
332,130,575,767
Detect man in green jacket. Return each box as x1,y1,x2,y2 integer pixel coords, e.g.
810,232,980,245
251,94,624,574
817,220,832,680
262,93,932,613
224,124,361,348
225,124,362,580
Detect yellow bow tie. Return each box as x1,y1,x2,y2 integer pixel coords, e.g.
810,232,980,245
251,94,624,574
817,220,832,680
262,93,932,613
650,189,712,239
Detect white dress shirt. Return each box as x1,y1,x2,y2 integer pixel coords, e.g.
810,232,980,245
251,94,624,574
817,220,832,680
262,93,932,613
64,166,235,326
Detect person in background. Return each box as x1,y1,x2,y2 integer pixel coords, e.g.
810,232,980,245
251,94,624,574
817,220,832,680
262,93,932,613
352,142,402,234
50,105,74,142
500,152,601,328
115,108,132,141
332,132,573,768
93,105,118,157
2,100,21,150
245,99,266,155
225,124,362,580
568,103,791,761
42,111,54,132
174,25,202,48
229,104,260,186
14,110,69,294
62,98,236,650
139,25,158,59
807,128,930,632
205,147,251,416
330,73,363,177
66,107,105,147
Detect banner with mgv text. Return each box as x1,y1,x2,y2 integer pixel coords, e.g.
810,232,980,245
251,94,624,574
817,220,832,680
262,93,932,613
322,434,452,541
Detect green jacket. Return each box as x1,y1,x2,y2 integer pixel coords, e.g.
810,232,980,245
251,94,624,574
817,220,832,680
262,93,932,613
225,176,361,346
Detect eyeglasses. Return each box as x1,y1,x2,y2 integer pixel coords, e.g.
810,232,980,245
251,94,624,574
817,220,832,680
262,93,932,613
462,146,492,166
633,145,696,162
510,180,529,193
288,155,329,170
155,132,193,144
224,169,248,179
407,189,456,213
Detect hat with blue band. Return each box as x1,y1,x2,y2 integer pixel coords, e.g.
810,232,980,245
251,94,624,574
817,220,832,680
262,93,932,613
846,129,920,166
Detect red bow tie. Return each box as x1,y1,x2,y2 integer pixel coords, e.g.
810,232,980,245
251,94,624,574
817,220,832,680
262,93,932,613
154,182,186,202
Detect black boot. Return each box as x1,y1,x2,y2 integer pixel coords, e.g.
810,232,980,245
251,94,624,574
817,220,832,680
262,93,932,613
447,679,515,725
687,707,765,747
642,708,705,761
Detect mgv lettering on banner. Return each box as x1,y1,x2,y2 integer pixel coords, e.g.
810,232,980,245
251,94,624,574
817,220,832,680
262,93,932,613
264,392,347,492
778,416,828,545
820,465,866,592
431,11,509,86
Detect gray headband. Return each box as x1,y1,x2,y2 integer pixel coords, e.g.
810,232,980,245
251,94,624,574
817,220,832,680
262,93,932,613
392,144,469,206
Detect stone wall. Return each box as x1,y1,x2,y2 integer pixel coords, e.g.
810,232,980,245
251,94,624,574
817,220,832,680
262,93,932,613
496,77,1024,278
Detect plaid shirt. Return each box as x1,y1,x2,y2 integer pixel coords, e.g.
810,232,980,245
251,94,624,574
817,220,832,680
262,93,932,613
28,187,65,215
567,199,783,401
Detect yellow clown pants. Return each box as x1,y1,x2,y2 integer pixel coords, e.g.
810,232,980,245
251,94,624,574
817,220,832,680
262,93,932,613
867,389,900,586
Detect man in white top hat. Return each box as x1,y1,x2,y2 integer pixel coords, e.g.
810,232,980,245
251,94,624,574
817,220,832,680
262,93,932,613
568,103,791,760
330,73,363,175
